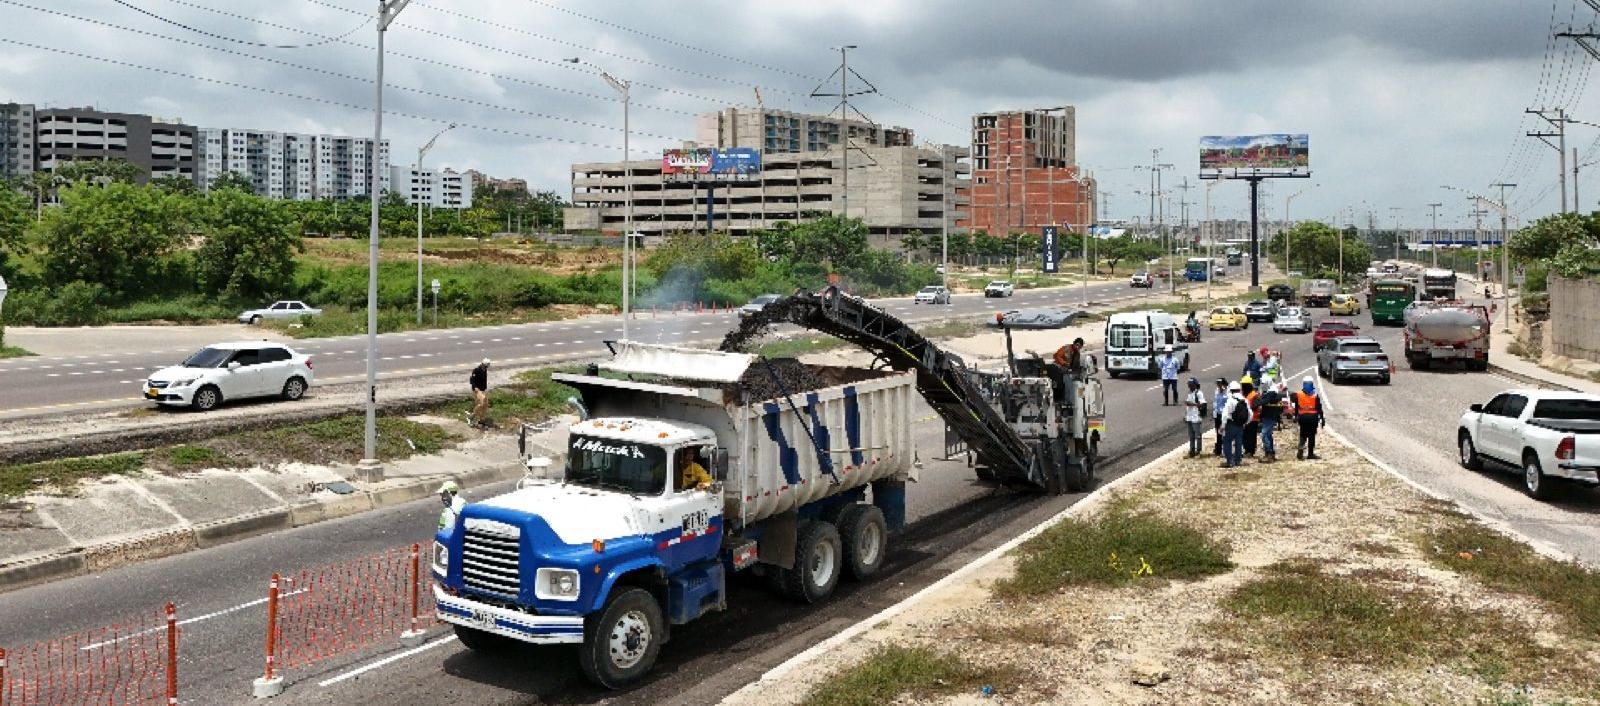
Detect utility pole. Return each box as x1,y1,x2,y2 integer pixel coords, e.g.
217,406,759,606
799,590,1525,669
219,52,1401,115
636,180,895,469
1388,206,1403,262
416,123,455,325
566,58,632,339
1284,184,1317,279
1526,108,1570,212
1490,182,1516,332
1426,202,1442,268
809,46,877,224
358,0,411,480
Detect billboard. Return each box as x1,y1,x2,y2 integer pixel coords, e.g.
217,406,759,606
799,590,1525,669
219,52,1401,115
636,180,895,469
662,148,762,182
1041,226,1059,273
1199,134,1309,173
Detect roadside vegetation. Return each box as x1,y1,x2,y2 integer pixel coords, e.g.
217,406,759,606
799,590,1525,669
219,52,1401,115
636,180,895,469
0,453,147,499
1423,518,1600,639
994,509,1232,598
801,645,1022,706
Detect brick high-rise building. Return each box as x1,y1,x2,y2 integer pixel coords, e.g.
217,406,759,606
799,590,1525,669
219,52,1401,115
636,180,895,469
961,107,1095,236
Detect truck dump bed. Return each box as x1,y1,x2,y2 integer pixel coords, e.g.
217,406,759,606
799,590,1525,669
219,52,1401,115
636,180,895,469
554,343,915,531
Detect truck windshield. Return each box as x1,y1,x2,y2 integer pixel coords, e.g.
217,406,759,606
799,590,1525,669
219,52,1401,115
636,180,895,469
1108,324,1147,349
1531,399,1600,421
565,436,667,495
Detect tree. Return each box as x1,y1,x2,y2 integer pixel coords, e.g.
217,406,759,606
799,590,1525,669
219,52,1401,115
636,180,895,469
786,215,870,271
208,171,256,195
0,183,29,269
194,188,303,299
1508,212,1594,262
36,182,189,297
54,159,143,186
1268,221,1371,281
899,230,926,262
150,174,200,195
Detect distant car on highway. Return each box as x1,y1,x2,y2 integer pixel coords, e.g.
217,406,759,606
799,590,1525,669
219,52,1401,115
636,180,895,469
238,300,321,325
738,294,783,318
1208,306,1248,331
1313,319,1360,351
1330,293,1363,315
144,342,314,412
913,285,951,304
1213,265,1227,278
1316,336,1391,385
984,280,1015,298
1244,300,1277,322
1130,272,1153,288
1266,283,1296,303
990,307,1086,329
1273,306,1311,333
1458,390,1600,500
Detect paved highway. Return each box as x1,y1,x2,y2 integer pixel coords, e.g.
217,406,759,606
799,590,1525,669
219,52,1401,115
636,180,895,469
0,276,1179,421
0,282,1280,705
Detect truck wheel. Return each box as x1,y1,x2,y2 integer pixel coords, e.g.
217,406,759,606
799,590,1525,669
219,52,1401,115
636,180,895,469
1522,452,1552,501
579,587,663,689
1065,440,1094,492
780,521,842,603
1457,431,1482,470
838,505,887,581
974,466,996,482
1468,359,1489,372
454,625,514,652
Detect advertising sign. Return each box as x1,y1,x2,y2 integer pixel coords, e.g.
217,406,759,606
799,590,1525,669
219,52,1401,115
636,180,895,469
1199,134,1309,174
662,148,762,182
1041,226,1059,274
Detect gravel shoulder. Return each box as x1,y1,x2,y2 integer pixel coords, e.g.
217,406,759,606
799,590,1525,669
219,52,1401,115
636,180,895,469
725,431,1600,706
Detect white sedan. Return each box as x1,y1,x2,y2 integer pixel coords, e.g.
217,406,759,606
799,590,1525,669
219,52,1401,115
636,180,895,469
144,341,314,411
238,300,322,324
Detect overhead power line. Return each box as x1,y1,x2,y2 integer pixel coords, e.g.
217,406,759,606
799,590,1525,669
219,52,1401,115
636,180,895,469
110,0,367,49
0,36,639,153
2,0,687,140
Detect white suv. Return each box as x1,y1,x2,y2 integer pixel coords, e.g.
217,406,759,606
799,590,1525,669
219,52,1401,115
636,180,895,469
144,342,314,411
984,281,1015,298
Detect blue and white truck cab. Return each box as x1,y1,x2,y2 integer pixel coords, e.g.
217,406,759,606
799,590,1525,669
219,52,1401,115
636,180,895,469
432,342,915,688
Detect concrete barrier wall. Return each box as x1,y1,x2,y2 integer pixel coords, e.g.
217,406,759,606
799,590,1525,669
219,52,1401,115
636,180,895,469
1548,275,1600,362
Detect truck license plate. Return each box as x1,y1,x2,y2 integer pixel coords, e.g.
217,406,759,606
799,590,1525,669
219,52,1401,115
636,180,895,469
471,609,495,629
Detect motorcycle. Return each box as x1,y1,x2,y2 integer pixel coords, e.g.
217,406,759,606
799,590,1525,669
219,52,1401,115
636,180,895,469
1179,319,1203,343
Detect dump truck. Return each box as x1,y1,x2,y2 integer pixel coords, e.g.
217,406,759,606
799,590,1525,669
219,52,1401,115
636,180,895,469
1301,278,1337,307
431,286,1102,688
1421,268,1458,301
1404,301,1490,370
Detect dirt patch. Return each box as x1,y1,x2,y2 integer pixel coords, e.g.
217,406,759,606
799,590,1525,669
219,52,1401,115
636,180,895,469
728,432,1600,706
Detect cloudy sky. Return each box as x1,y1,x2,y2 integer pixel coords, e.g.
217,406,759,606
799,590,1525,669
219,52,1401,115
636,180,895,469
0,0,1584,228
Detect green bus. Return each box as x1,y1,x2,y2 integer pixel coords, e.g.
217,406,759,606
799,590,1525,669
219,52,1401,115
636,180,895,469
1369,279,1415,325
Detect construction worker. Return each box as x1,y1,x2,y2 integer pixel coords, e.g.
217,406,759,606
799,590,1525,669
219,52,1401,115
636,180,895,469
1291,376,1326,460
1220,381,1248,468
1260,347,1281,389
1053,337,1085,373
437,480,465,530
1256,381,1287,463
469,358,491,428
677,447,713,491
1158,345,1181,406
1242,351,1262,381
1240,376,1261,457
1183,377,1205,457
1211,378,1229,456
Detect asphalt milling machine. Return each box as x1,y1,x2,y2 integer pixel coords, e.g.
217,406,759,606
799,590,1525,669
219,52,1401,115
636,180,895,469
723,286,1106,494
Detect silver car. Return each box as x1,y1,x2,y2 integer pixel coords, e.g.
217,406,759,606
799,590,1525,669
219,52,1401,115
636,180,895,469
1316,336,1392,384
1272,306,1311,333
238,300,321,324
738,294,783,318
914,286,951,304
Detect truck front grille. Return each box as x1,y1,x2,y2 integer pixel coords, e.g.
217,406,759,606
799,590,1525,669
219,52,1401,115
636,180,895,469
461,528,521,596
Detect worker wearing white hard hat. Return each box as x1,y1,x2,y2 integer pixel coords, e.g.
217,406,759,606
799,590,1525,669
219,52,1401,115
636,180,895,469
437,480,466,530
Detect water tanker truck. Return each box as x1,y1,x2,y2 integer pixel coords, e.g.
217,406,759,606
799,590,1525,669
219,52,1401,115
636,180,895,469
1404,301,1490,370
431,286,1102,687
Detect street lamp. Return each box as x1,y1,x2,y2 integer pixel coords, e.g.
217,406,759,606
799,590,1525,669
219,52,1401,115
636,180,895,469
356,0,412,482
567,57,634,341
1205,180,1222,308
416,123,456,325
1284,183,1317,280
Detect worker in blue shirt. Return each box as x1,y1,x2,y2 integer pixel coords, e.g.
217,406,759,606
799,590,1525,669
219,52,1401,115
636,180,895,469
1158,345,1181,406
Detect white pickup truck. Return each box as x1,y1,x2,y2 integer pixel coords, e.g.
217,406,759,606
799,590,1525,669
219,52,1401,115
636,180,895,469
1457,390,1600,500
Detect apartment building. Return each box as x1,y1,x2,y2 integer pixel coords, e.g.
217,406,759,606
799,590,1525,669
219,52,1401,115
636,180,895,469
0,103,34,179
197,128,388,200
466,169,529,195
963,107,1095,236
390,165,474,209
34,107,196,184
694,107,915,154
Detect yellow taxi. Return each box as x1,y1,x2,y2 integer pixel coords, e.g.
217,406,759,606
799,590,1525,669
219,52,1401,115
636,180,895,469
1329,293,1362,315
1208,305,1249,331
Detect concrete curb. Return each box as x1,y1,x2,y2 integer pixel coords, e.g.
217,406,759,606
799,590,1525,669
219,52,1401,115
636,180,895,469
0,457,550,595
725,439,1192,699
1486,361,1579,392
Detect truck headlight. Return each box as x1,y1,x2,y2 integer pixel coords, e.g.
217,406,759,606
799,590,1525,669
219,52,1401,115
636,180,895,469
535,568,580,600
432,541,449,574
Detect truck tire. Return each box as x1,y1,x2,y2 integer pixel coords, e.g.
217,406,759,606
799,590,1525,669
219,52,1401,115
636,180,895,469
838,505,887,581
1457,430,1482,470
779,521,842,603
579,587,663,689
1522,452,1552,501
1065,441,1094,493
1468,359,1488,372
974,466,996,482
454,624,514,652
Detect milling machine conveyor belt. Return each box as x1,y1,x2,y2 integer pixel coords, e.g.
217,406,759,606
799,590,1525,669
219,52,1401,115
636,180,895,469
729,286,1043,490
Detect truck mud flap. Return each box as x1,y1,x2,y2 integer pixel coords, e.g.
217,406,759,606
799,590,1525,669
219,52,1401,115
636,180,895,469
754,510,798,570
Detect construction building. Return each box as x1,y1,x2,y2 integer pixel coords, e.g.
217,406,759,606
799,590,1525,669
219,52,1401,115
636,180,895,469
33,106,196,184
564,108,968,246
0,102,34,180
962,107,1095,236
390,165,473,209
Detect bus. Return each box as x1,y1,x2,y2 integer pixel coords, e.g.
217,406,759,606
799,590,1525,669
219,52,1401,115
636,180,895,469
1370,279,1415,326
1184,257,1210,281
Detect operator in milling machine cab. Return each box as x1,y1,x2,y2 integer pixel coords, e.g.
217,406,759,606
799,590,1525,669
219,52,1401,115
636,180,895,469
1049,337,1086,402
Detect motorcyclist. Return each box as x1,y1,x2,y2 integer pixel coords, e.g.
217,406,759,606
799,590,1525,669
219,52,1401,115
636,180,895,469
1184,310,1202,341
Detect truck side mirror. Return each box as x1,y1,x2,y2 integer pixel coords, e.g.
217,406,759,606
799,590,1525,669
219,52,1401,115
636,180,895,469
712,449,729,481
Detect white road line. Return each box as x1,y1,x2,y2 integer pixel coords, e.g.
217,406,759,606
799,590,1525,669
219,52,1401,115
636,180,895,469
80,589,309,650
1203,363,1219,371
47,373,60,377
318,635,458,687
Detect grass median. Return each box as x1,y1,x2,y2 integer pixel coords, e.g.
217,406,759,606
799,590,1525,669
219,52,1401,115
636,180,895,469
801,645,1022,706
995,510,1233,598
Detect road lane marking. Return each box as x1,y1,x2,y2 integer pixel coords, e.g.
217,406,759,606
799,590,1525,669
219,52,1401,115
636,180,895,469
317,635,459,687
80,588,312,650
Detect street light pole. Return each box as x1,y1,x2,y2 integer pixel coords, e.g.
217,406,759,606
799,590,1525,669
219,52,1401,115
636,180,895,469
359,0,411,478
1284,184,1316,281
1426,202,1442,269
1490,182,1516,332
416,124,456,325
568,58,633,340
1205,180,1220,308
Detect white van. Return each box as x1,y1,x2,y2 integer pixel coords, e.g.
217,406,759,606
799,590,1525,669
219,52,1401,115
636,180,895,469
1104,311,1188,378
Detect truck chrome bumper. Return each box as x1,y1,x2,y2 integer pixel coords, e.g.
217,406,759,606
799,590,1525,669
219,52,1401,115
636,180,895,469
1556,463,1600,484
434,585,584,644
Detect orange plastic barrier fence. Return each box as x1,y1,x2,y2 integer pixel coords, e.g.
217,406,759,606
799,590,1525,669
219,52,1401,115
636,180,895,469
266,544,434,672
0,603,179,705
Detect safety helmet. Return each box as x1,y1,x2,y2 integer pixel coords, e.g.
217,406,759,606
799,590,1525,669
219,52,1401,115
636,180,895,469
1228,381,1242,391
1164,345,1174,352
1240,375,1254,385
437,480,460,495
